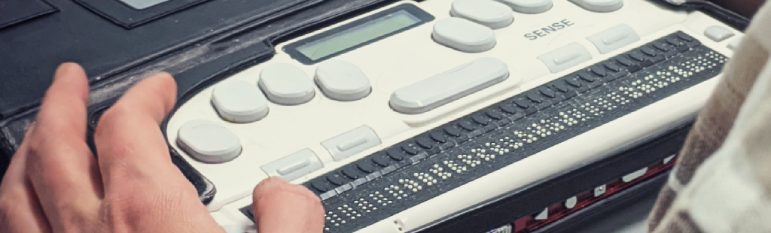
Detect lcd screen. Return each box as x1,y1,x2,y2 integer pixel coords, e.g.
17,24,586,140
287,4,433,64
120,0,169,9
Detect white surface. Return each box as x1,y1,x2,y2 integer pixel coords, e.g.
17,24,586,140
495,0,554,14
315,60,372,101
177,120,242,164
389,57,511,114
258,63,316,105
432,17,497,52
570,0,624,13
164,0,744,231
211,80,270,123
450,0,514,29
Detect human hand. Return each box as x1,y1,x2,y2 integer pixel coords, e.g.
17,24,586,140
0,63,324,232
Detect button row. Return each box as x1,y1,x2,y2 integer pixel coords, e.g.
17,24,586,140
178,122,382,176
211,60,372,123
435,0,625,53
538,24,640,74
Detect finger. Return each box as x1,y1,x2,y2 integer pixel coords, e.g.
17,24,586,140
25,63,102,231
94,72,184,191
252,177,325,233
93,73,219,232
0,125,51,233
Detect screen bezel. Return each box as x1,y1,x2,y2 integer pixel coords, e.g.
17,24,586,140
284,3,434,65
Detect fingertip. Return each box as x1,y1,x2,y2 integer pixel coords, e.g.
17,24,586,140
55,62,83,76
252,177,287,198
148,72,176,91
141,71,178,114
49,62,89,100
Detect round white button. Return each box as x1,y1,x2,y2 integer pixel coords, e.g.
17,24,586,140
565,196,578,209
211,80,270,123
496,0,553,14
177,120,242,164
259,63,316,105
433,17,496,53
315,60,372,101
451,0,514,29
570,0,623,13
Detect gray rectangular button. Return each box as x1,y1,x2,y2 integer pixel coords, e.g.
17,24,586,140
587,24,640,54
261,149,323,181
322,126,381,161
538,43,593,73
389,57,510,114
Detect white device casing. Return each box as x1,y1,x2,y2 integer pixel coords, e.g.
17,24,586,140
164,0,742,232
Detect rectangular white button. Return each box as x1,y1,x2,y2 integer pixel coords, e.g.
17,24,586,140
704,25,735,42
390,57,510,114
261,149,322,181
322,126,381,161
538,43,592,73
622,168,648,183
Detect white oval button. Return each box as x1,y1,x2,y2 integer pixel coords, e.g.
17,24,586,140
259,63,316,105
211,80,270,123
315,60,372,101
570,0,624,13
451,0,514,29
177,120,242,164
495,0,553,14
433,17,496,53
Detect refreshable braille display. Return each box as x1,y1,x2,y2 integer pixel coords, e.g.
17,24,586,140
164,0,741,232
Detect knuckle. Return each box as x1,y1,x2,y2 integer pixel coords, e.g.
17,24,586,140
54,206,94,233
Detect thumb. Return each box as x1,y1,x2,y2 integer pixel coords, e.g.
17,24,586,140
252,177,325,233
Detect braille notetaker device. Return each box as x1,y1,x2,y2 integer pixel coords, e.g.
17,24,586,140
0,0,749,232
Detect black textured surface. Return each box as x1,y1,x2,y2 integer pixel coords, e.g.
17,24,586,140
0,0,56,30
73,0,209,28
243,32,727,232
0,0,320,119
